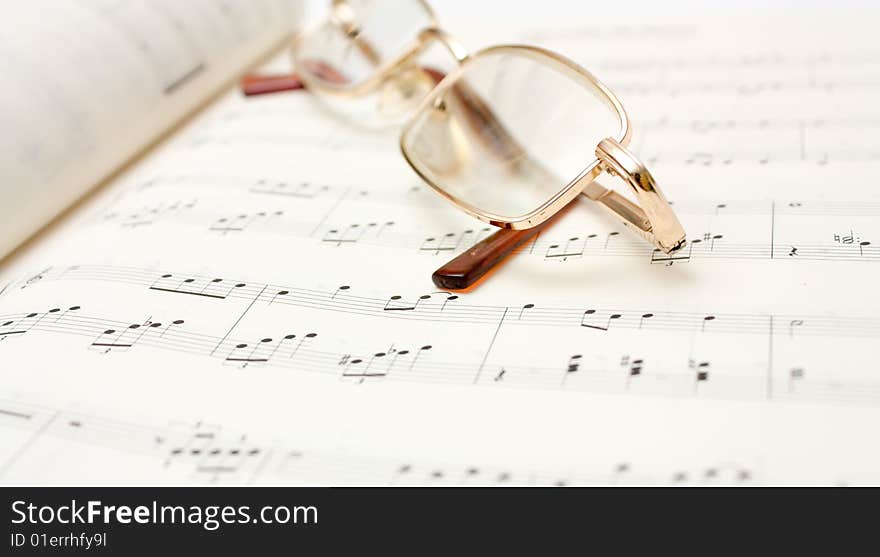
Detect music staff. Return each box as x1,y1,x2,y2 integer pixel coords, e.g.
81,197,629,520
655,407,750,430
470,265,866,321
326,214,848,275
0,398,760,485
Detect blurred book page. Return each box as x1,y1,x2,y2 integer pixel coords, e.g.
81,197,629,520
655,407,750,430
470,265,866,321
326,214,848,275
0,0,302,259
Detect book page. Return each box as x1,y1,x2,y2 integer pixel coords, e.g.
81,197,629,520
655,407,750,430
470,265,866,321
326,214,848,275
0,12,879,485
0,0,301,260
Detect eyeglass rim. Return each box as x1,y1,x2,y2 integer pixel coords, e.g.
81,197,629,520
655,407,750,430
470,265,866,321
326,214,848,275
293,0,440,97
399,44,632,230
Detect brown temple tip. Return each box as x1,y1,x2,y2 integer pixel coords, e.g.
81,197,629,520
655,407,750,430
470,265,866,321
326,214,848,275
240,73,305,96
432,201,575,290
432,226,544,290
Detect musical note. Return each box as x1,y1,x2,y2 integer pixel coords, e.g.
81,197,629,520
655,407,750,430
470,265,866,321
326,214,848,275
419,229,488,255
603,231,621,250
21,267,51,289
622,355,644,389
651,245,692,265
384,295,421,312
288,333,318,360
224,338,276,367
707,234,723,250
268,289,289,304
391,464,413,484
340,344,431,381
331,285,351,299
89,318,174,353
545,236,590,260
209,210,283,234
438,293,459,311
690,360,711,393
111,199,198,228
322,221,395,246
164,424,266,483
0,314,34,339
406,345,432,371
1,306,83,340
518,303,535,320
249,179,330,199
383,293,436,311
701,315,716,332
149,273,249,300
581,309,622,331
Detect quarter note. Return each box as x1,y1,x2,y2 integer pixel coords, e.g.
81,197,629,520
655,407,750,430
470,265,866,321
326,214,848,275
407,345,432,371
438,293,459,311
602,231,620,250
268,289,289,305
330,285,351,299
701,315,716,332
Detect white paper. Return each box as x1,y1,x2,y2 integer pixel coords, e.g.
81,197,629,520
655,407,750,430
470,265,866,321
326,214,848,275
1,13,879,485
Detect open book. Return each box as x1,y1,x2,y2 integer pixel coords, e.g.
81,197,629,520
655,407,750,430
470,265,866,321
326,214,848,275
2,4,879,485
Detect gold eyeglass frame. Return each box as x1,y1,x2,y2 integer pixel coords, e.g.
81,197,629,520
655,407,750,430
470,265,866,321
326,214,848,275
293,0,687,255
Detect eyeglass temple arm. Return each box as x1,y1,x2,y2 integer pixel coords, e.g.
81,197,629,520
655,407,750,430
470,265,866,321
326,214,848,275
432,203,570,291
429,181,631,291
594,138,686,253
431,177,684,291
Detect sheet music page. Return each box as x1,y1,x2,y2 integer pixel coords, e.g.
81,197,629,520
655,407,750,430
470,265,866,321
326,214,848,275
1,12,879,485
0,0,301,259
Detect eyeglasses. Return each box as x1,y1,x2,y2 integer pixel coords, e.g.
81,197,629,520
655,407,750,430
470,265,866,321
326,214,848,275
292,0,687,289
